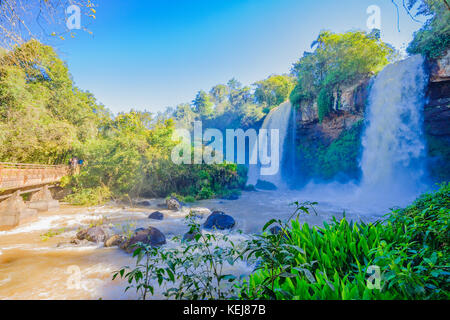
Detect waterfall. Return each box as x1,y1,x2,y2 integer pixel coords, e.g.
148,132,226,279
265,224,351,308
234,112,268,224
247,101,292,188
359,55,429,200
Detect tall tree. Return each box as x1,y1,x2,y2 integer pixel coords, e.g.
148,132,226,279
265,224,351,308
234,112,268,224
0,0,97,48
192,90,214,117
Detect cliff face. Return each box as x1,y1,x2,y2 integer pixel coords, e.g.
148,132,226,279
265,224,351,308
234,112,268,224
294,79,369,183
424,50,450,182
294,51,450,183
296,78,368,145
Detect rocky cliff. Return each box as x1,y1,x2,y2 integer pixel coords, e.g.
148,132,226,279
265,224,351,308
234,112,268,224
424,50,450,182
293,78,369,183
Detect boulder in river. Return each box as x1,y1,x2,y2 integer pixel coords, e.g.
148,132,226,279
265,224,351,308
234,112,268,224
203,211,235,230
269,225,291,240
188,207,211,218
182,230,201,242
255,180,277,191
136,200,152,207
104,234,125,247
221,192,240,201
76,226,109,243
148,211,164,220
166,197,182,211
121,227,166,253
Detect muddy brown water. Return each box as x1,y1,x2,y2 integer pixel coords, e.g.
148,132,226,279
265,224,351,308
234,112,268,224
0,187,394,300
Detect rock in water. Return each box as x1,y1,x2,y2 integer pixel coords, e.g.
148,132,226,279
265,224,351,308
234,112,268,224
104,234,125,247
203,211,235,230
136,200,152,207
182,230,201,242
269,226,283,235
166,197,181,211
148,211,164,220
76,226,109,243
188,207,211,218
122,227,166,253
255,180,277,191
269,225,290,240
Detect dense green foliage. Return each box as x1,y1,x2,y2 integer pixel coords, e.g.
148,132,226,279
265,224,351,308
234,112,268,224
407,0,450,58
240,184,449,300
0,41,245,204
115,185,449,300
65,111,246,203
290,30,393,122
0,40,110,164
297,121,364,182
254,75,295,113
164,75,293,132
317,87,334,123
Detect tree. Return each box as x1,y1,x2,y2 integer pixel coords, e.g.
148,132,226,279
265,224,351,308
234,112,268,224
193,90,214,117
0,40,107,163
254,75,294,110
210,84,229,104
0,0,97,48
227,78,242,91
406,0,450,58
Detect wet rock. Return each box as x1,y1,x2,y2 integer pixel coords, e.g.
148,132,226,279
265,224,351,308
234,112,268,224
166,197,182,211
76,226,109,243
255,180,277,191
148,211,164,220
221,193,240,201
270,226,283,235
105,234,125,247
269,225,291,240
182,230,201,242
136,200,152,207
429,49,450,82
244,185,257,192
203,211,235,230
188,207,211,218
135,228,146,233
121,227,166,253
57,239,92,248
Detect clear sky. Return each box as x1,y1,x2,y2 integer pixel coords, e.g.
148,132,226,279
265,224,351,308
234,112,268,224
55,0,425,114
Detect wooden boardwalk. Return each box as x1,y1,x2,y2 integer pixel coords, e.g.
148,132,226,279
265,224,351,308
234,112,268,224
0,162,69,197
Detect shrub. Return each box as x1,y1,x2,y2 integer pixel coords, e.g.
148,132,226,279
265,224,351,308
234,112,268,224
239,184,450,300
407,1,450,59
317,87,334,122
64,186,112,206
297,120,363,182
113,216,244,300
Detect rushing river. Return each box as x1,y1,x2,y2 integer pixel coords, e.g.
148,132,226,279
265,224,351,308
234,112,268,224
0,184,401,300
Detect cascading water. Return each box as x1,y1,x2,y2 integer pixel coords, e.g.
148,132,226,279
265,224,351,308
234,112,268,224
359,54,429,202
247,101,292,188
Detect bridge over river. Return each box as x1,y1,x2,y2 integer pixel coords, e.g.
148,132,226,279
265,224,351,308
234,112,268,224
0,162,70,230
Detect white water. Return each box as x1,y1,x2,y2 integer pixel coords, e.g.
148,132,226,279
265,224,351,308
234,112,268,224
359,55,429,204
247,101,292,188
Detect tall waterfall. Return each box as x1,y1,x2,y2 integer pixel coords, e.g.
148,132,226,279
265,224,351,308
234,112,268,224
359,55,429,199
247,101,292,188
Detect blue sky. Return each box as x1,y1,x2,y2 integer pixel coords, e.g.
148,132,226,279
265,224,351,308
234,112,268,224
55,0,425,114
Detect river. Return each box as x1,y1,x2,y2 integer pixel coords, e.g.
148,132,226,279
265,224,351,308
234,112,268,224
0,183,398,300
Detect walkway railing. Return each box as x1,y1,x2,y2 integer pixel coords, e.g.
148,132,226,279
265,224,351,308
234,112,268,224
0,162,69,192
